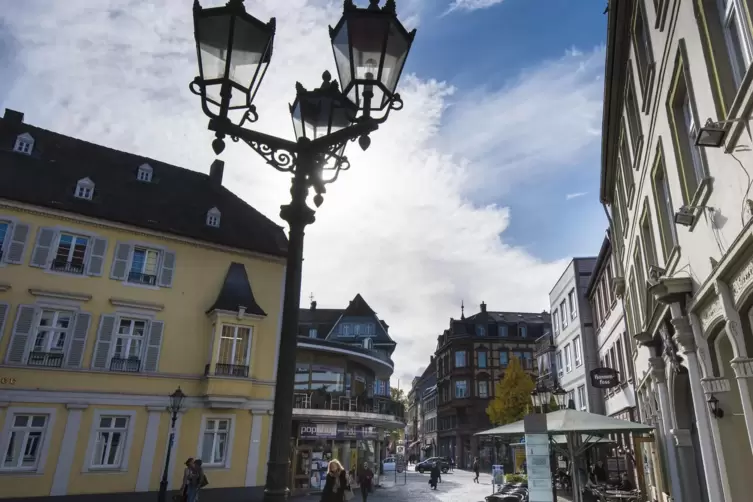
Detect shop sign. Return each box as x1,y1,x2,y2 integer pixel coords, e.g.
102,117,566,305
299,423,337,439
590,367,619,389
299,423,379,440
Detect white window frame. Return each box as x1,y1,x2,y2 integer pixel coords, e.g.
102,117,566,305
568,289,577,319
216,324,252,368
30,309,74,360
454,351,467,368
52,231,90,273
308,328,318,338
718,0,753,85
556,351,563,377
681,94,704,184
111,317,149,364
454,380,469,398
127,246,162,285
564,344,572,373
573,336,582,367
577,385,587,411
0,407,57,473
197,415,235,469
518,325,527,338
560,300,568,329
478,380,489,398
13,133,34,155
75,178,95,201
553,310,559,335
83,410,136,472
206,207,221,228
476,324,486,336
137,163,153,182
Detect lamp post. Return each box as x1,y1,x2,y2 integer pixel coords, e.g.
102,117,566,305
158,387,186,502
190,2,416,502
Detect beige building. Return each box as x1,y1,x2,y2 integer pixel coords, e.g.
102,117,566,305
600,1,753,502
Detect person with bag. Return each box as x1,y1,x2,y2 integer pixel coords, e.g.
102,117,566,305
321,459,350,502
175,458,194,502
358,462,374,502
185,459,208,502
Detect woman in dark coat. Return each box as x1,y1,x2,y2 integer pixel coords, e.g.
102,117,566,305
321,459,350,502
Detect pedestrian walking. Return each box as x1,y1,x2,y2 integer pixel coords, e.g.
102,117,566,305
178,458,194,502
321,459,351,502
358,462,374,502
449,456,455,472
428,462,441,490
185,459,207,502
472,457,480,483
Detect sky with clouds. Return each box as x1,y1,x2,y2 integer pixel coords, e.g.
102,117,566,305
0,0,608,385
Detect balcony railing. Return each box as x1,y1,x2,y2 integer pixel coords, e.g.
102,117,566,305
127,271,158,286
534,333,555,356
293,392,405,419
27,351,64,368
51,259,85,275
214,363,250,377
109,357,141,373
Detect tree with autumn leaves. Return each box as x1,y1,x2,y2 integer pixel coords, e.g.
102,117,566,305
486,356,535,425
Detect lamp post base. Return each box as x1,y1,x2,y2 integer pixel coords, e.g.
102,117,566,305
263,460,292,502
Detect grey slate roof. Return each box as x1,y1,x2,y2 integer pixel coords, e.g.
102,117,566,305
298,294,395,346
0,109,288,257
207,262,266,317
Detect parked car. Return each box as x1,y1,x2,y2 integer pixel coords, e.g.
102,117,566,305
382,457,404,473
416,457,449,474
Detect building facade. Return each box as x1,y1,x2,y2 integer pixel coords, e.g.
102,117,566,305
421,384,437,461
586,233,638,484
406,359,436,461
549,258,604,413
601,2,753,501
292,296,404,490
434,302,550,469
0,109,287,501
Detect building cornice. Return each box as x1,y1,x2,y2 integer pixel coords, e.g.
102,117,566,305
109,297,164,312
649,277,694,305
0,198,286,266
600,0,633,204
29,288,92,303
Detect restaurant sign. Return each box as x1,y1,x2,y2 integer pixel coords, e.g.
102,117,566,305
299,423,379,440
590,367,619,389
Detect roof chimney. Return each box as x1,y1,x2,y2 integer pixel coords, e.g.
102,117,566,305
480,301,487,313
3,109,24,123
209,159,224,187
310,300,317,310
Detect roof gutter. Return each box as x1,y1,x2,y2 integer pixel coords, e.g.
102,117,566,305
599,0,632,205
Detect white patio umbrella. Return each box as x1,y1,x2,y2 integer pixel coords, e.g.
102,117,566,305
476,409,653,502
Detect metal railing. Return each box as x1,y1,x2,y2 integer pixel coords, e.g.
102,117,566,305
534,333,555,355
214,363,250,377
293,392,405,419
27,351,64,368
51,259,85,275
110,357,141,373
127,271,158,286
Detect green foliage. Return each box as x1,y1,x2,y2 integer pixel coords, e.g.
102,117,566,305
505,474,528,483
486,356,535,425
391,387,407,405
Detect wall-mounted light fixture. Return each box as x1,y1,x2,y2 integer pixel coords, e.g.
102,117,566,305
707,394,724,419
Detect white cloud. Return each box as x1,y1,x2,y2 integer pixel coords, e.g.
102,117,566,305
566,192,588,200
0,0,596,384
444,0,506,15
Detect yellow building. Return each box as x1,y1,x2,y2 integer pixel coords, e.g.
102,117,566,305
0,108,287,501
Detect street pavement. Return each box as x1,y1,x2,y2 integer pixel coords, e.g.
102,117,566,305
297,465,572,502
299,466,497,502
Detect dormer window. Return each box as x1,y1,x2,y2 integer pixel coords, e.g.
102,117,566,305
14,133,34,155
206,207,221,228
137,164,153,182
363,338,373,350
75,178,95,200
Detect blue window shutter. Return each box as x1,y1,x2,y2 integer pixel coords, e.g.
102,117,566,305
3,222,30,264
6,305,36,364
65,312,92,368
92,315,116,369
86,238,108,276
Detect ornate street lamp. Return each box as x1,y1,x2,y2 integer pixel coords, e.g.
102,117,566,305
330,0,416,118
192,0,275,129
530,387,540,411
553,384,568,410
190,2,415,502
158,387,186,502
